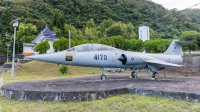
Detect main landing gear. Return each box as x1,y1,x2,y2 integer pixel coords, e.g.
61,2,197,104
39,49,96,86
152,72,159,79
131,69,159,80
100,68,106,81
131,70,139,78
148,65,159,80
148,70,159,80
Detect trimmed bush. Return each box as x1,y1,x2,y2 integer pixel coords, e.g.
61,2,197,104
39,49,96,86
59,65,68,75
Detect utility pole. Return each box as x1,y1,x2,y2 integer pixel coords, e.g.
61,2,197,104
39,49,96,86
69,30,71,48
5,31,10,63
68,30,71,74
11,18,19,80
6,44,10,63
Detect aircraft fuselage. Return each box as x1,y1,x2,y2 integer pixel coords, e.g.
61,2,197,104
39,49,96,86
60,51,182,69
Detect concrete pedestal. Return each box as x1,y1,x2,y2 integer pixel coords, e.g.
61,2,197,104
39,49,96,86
1,74,200,102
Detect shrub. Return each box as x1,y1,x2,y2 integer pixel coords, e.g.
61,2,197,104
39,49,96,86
59,65,68,75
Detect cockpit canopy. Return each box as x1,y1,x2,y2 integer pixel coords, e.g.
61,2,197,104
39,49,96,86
66,44,120,52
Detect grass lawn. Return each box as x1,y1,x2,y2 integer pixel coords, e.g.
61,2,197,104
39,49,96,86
1,94,200,112
1,61,200,112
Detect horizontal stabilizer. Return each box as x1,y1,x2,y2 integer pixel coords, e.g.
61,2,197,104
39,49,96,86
175,40,196,45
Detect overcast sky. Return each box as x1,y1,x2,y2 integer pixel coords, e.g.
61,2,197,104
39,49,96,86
151,0,200,10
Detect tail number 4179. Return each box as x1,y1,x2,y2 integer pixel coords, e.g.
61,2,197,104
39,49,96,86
94,54,107,60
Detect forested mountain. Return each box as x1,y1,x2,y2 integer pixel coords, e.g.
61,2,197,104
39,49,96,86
181,9,200,24
1,0,200,37
0,0,200,55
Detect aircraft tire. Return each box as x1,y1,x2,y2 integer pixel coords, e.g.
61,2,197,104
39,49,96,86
152,72,159,79
131,71,137,78
101,74,106,80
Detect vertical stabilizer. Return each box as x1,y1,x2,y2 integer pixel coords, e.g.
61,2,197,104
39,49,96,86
164,40,182,55
164,40,194,55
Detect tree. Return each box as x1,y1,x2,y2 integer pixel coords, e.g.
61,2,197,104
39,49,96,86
53,26,62,37
86,18,96,28
84,18,100,40
179,31,199,53
0,8,12,55
105,22,135,38
53,37,68,52
62,24,86,40
97,37,110,45
84,27,100,40
15,23,38,54
35,41,50,54
52,39,60,52
0,8,12,33
179,31,199,41
18,23,38,43
52,9,65,31
106,22,123,37
122,22,136,39
127,39,143,51
98,18,115,33
143,39,160,53
149,28,155,39
111,35,126,49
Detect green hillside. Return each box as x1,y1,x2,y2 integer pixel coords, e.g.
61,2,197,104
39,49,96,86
181,9,200,24
0,0,200,55
1,0,200,36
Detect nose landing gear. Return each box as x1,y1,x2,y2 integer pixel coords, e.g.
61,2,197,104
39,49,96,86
100,68,106,81
101,74,106,80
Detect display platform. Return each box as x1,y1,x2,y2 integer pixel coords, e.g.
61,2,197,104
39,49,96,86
1,74,200,102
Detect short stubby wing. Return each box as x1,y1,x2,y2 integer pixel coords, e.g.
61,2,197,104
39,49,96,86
144,60,183,67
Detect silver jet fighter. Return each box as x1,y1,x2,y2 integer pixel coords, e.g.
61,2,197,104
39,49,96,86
26,40,191,80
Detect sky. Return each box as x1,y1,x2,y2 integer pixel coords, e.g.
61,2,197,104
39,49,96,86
151,0,200,10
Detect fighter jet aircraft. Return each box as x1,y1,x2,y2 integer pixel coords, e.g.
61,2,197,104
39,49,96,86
26,40,192,80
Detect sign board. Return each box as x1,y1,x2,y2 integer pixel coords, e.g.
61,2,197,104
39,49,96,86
66,56,73,61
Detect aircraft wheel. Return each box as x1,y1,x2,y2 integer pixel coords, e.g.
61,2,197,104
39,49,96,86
131,71,137,78
101,74,106,80
152,72,159,79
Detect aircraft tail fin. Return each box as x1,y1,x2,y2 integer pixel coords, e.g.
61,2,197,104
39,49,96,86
141,47,146,53
163,40,195,55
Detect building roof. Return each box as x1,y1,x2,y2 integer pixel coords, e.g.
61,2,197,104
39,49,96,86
45,33,58,40
32,26,58,43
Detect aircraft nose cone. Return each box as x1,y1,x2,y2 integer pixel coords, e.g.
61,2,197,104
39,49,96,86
25,52,62,64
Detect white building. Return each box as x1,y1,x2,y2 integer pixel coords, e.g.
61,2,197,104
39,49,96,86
139,26,150,42
22,26,58,56
22,43,36,56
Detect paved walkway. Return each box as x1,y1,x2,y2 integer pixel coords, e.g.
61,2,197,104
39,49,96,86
0,66,10,76
0,66,9,87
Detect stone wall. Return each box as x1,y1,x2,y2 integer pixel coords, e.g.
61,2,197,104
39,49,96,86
2,86,200,102
160,56,200,77
1,88,129,101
